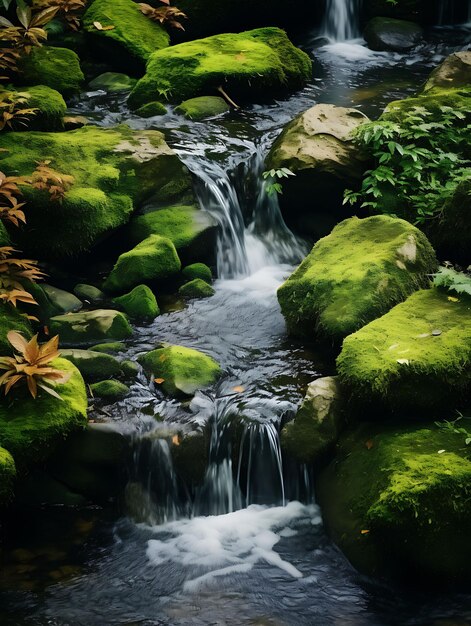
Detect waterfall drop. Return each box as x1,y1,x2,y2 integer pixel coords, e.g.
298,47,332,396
321,0,362,41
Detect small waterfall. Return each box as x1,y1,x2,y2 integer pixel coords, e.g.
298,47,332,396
321,0,362,42
437,0,471,24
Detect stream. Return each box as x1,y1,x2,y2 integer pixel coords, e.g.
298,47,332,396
1,16,471,626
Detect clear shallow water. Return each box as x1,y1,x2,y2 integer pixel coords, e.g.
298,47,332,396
2,27,471,626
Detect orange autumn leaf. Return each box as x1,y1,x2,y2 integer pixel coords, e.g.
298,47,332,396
361,529,370,535
365,440,374,450
232,385,245,393
171,434,180,446
154,377,165,384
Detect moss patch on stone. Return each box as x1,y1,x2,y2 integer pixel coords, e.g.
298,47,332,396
135,101,168,118
0,304,32,354
176,96,230,120
128,27,312,107
1,85,66,131
113,284,160,321
104,235,181,293
179,278,215,300
90,342,125,354
50,310,132,345
138,344,221,396
182,263,212,284
90,379,129,401
337,288,471,412
0,447,16,506
17,46,84,96
61,348,123,382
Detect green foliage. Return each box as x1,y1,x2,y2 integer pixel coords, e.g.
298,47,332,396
433,266,471,297
435,414,471,446
262,167,295,196
344,103,471,224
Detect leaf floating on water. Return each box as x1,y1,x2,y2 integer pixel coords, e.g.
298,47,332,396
431,329,442,336
232,385,245,393
154,377,165,384
396,358,409,365
365,440,374,450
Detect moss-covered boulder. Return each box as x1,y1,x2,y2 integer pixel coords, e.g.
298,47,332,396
61,348,123,382
176,96,230,120
422,51,471,93
50,310,132,345
364,17,423,52
337,288,471,412
129,206,218,265
90,379,129,401
73,284,106,304
17,46,84,96
0,126,195,259
178,278,215,300
128,27,312,108
138,344,221,396
88,72,136,93
83,0,169,69
0,358,87,467
182,263,212,284
0,447,16,507
1,85,66,131
0,304,32,354
120,359,139,380
278,216,437,342
104,235,181,293
317,423,471,584
113,284,159,321
135,101,168,118
281,377,344,465
266,104,369,240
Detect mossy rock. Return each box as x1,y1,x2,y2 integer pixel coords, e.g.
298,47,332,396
17,46,84,96
178,278,215,300
337,288,471,413
0,358,87,467
0,447,16,507
382,86,471,123
182,263,212,284
277,215,437,342
104,235,181,294
176,96,230,120
1,85,66,131
90,341,125,354
50,310,132,345
90,379,129,401
0,304,32,354
364,17,423,52
61,348,123,382
113,284,160,321
88,72,136,93
120,359,139,380
83,0,169,68
422,51,471,94
0,125,194,259
128,27,312,108
73,284,106,304
135,101,168,118
129,206,218,265
317,423,471,584
138,344,221,396
42,284,83,315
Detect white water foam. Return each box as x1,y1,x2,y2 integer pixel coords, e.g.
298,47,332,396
146,501,322,592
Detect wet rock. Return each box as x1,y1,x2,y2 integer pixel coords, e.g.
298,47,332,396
88,72,136,93
265,104,369,240
17,46,84,96
73,284,106,304
182,263,212,284
176,96,230,120
15,470,86,507
61,348,123,382
50,310,132,345
113,284,159,321
90,379,129,401
422,51,471,93
364,17,423,52
278,215,437,342
178,278,215,300
42,285,82,315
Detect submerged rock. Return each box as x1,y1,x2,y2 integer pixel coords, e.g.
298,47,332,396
277,215,437,342
50,310,132,345
422,51,471,93
128,27,312,108
176,96,230,120
113,284,160,321
178,278,215,300
61,348,123,382
17,46,84,96
138,344,221,396
364,17,423,52
0,85,66,131
266,104,369,240
88,72,136,93
90,379,129,401
337,288,471,413
317,423,471,584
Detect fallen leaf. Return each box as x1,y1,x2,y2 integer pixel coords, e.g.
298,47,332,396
154,378,165,384
43,325,50,335
365,440,374,450
447,296,459,302
361,529,370,535
437,449,446,454
232,385,245,393
171,434,180,446
396,358,409,365
93,21,114,30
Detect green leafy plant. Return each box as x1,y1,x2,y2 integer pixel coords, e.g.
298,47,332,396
0,330,71,398
435,414,471,446
344,105,471,224
139,0,187,31
433,266,471,296
262,167,295,196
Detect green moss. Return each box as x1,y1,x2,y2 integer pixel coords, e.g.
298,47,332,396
83,0,169,64
128,27,312,107
179,278,215,300
138,344,221,396
0,447,16,506
0,125,192,258
113,284,160,321
317,423,471,583
337,288,471,412
176,96,230,120
0,304,32,354
277,215,437,342
0,358,87,467
74,284,105,304
1,85,66,131
182,263,212,284
90,342,125,354
88,72,136,93
135,101,168,118
61,348,123,382
382,87,471,122
90,379,129,401
120,359,139,380
104,235,181,293
50,310,132,345
17,46,84,96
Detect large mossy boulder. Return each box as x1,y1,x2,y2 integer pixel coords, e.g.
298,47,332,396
266,104,369,240
364,17,423,52
0,447,16,507
129,206,218,265
337,288,471,413
277,215,437,342
128,27,312,108
113,284,159,321
138,344,221,396
0,358,87,467
0,126,194,259
17,46,84,96
422,51,471,93
61,348,123,382
1,85,66,131
317,423,471,584
50,310,132,345
176,96,230,120
83,0,169,70
103,235,181,293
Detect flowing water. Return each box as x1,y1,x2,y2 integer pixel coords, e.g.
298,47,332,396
1,14,471,626
321,0,362,41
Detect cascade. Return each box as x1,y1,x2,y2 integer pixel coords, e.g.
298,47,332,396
321,0,362,41
437,0,471,24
